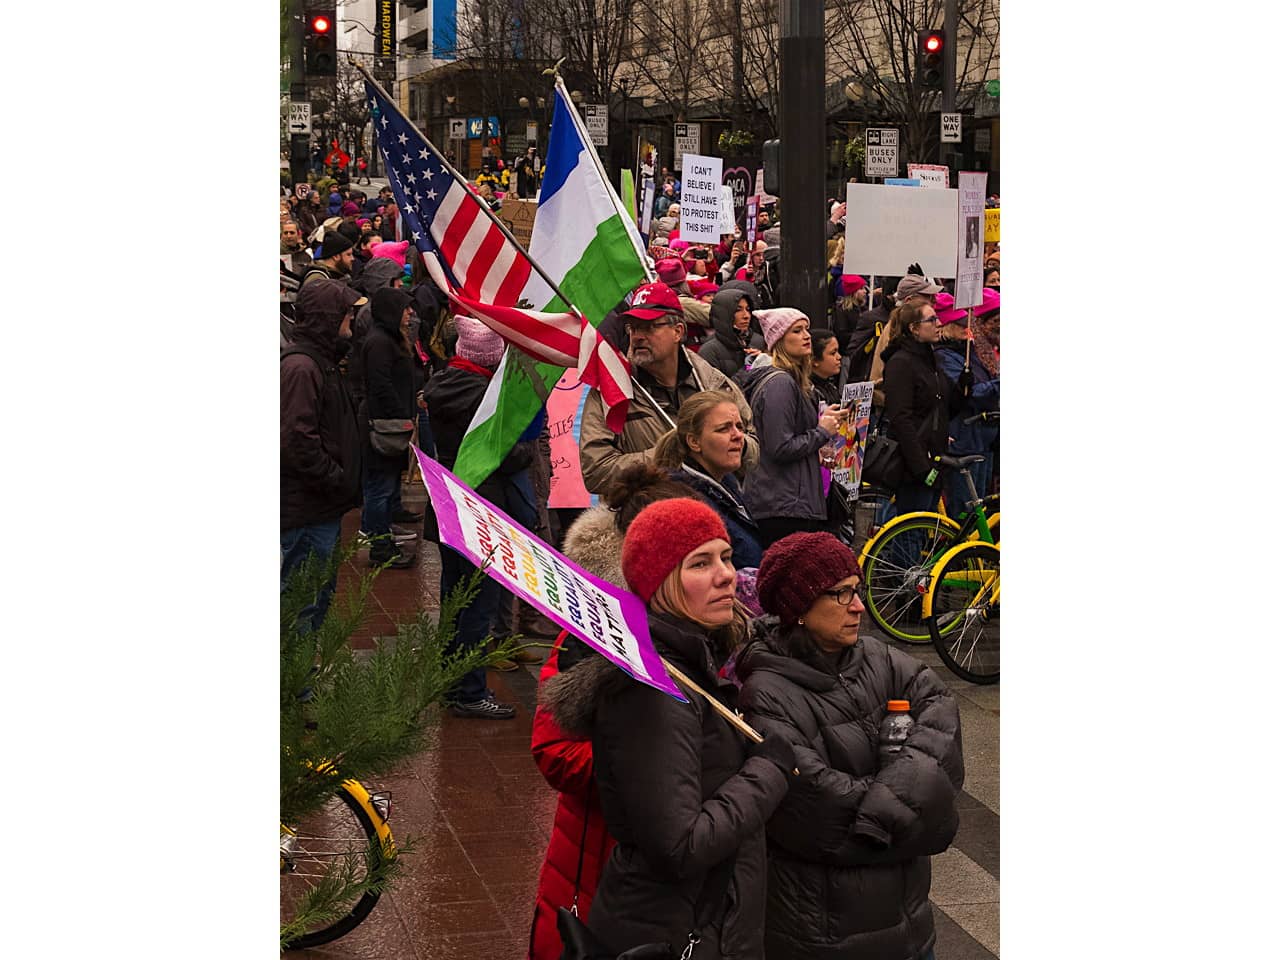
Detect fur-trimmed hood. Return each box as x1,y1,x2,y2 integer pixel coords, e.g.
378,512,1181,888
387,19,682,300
559,504,625,587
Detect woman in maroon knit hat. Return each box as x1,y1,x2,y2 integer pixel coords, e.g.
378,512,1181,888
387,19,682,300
542,497,797,958
736,532,963,960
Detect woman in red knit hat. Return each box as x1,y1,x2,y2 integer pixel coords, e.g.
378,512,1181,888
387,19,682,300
541,497,797,958
736,532,963,960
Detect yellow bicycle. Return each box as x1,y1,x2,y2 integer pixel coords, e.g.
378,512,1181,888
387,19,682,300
922,540,1000,684
280,768,396,950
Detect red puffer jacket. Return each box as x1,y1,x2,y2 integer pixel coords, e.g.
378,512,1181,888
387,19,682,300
526,637,617,960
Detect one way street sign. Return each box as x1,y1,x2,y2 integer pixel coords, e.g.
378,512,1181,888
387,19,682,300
288,102,312,135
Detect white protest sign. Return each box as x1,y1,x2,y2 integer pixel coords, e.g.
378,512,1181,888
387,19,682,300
718,185,736,234
674,122,700,172
954,171,987,309
864,128,899,177
941,113,962,143
413,448,686,701
907,163,950,189
843,182,959,279
639,177,656,238
678,153,723,243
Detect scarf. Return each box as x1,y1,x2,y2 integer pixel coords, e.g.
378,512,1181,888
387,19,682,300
972,328,999,377
447,355,494,379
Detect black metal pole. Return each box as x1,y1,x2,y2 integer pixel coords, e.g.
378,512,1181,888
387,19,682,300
942,0,958,175
778,0,826,323
288,0,310,185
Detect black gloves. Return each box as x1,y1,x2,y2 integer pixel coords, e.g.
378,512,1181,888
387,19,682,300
957,369,974,397
748,735,797,776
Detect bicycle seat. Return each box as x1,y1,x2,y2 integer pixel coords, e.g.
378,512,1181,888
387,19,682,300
938,454,986,469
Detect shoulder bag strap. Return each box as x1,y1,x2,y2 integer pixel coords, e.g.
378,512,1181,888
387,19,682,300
569,803,591,916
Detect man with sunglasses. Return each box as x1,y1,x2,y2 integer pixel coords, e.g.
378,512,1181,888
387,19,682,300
578,282,759,494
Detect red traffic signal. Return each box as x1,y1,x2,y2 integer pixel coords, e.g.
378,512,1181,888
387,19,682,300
305,8,337,77
309,14,331,33
917,29,945,89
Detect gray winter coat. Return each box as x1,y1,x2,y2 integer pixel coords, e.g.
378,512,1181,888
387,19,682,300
739,367,831,522
541,614,791,958
698,288,767,379
737,628,963,960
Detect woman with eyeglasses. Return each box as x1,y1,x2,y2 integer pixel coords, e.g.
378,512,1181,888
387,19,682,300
736,532,963,960
880,300,968,515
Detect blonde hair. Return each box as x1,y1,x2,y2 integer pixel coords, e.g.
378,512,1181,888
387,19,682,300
826,234,845,268
652,392,745,471
770,340,814,396
649,561,750,654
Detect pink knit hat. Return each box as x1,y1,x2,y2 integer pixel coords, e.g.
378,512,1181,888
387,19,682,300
756,307,808,351
839,274,867,296
655,257,687,287
974,287,1001,317
453,315,506,368
370,240,410,267
934,292,968,326
667,238,691,253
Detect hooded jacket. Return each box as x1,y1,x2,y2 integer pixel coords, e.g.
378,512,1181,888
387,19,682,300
541,611,790,958
527,506,622,960
736,629,963,960
698,288,767,378
281,280,364,530
346,258,406,405
578,348,758,495
360,287,415,464
739,366,831,522
880,338,964,483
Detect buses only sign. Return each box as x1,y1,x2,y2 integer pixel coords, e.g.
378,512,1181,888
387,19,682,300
864,128,899,177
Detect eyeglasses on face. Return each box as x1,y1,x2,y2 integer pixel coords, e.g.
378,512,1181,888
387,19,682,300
624,319,677,335
821,584,864,606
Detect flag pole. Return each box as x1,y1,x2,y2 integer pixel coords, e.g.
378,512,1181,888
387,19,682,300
552,75,655,281
965,307,974,370
353,61,589,323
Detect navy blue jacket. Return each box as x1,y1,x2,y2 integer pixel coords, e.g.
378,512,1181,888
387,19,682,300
670,464,763,568
934,340,999,455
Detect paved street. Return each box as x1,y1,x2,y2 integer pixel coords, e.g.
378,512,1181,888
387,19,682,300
294,481,999,959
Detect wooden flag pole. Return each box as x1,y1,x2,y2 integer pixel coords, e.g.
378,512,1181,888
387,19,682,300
965,307,974,370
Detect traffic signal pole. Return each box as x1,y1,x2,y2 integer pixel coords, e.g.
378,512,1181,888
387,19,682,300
289,0,309,185
942,0,958,172
777,0,826,328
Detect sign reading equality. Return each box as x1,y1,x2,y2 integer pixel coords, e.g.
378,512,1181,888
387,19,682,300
414,447,685,701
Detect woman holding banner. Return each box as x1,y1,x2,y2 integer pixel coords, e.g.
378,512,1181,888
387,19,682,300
542,497,796,959
736,532,963,960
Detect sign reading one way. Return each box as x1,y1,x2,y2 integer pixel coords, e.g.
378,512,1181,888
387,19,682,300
288,102,312,135
864,128,898,178
941,112,962,143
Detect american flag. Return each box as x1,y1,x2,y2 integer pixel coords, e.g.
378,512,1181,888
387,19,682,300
363,77,632,431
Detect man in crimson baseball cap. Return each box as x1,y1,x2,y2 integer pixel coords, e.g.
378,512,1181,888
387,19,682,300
623,280,684,323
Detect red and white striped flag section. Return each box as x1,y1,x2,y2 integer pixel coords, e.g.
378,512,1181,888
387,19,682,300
361,72,632,431
446,292,632,431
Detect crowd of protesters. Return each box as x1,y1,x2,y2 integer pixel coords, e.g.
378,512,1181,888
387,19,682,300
281,169,998,958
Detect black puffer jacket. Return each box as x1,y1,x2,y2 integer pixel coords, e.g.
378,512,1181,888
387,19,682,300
736,628,963,960
699,288,766,378
361,287,415,471
880,337,964,483
541,614,791,958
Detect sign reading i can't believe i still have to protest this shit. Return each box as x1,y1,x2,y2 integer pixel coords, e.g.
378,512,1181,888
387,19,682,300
413,446,686,702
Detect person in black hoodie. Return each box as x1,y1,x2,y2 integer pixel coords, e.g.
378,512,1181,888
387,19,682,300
424,315,536,720
346,257,405,409
737,532,962,960
880,300,969,515
698,286,766,378
360,286,417,568
281,278,368,630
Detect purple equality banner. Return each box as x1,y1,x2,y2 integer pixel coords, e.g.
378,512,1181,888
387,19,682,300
413,445,686,702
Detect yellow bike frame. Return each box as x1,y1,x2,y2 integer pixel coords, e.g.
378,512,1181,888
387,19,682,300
921,541,1000,619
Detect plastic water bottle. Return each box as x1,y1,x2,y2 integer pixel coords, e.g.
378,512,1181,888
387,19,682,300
878,700,914,765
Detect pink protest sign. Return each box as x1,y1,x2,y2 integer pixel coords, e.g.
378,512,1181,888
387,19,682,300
413,446,685,701
546,368,592,509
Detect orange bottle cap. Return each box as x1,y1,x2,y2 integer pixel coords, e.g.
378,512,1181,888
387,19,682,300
887,700,911,712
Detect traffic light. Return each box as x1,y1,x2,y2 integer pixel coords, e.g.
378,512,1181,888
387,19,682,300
917,29,945,89
305,8,337,77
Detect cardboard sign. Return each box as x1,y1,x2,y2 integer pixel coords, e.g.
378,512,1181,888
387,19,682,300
955,172,988,309
498,197,537,248
677,153,723,243
546,368,593,509
414,448,685,701
718,185,736,234
843,182,958,279
984,207,1000,242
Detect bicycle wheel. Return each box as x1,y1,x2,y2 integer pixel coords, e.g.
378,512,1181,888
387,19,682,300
926,542,1000,684
860,513,961,644
281,783,390,950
